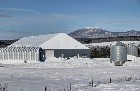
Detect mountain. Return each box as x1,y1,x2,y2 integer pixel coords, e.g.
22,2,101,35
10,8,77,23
69,27,112,38
112,30,140,36
69,27,140,38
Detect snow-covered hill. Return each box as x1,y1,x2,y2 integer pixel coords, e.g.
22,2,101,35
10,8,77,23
69,27,140,38
69,27,112,38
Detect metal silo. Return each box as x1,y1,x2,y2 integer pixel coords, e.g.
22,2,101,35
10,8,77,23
110,41,127,66
127,44,138,57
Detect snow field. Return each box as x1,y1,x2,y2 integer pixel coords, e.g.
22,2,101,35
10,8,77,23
0,57,140,91
85,41,140,47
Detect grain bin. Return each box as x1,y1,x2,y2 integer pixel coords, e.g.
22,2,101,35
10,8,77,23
127,44,138,57
110,41,127,66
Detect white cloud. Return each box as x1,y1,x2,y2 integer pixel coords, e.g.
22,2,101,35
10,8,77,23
0,14,13,17
48,13,80,20
0,8,41,14
19,13,80,24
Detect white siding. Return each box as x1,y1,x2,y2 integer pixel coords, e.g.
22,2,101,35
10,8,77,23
0,47,40,62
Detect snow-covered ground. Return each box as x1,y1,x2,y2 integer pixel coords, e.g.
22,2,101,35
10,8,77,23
0,56,140,91
85,41,140,47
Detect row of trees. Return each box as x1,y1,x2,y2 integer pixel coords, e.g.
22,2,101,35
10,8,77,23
90,46,110,58
77,36,140,43
90,46,140,58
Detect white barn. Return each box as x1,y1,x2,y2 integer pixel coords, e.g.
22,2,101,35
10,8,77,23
9,33,90,61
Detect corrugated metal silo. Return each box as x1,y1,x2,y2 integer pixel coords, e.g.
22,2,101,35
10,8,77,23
127,44,138,57
110,41,127,66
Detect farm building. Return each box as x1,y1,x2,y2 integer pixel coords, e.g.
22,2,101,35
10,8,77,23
110,41,127,66
127,43,138,57
7,33,90,62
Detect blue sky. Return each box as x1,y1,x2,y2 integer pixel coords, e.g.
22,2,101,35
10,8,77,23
0,0,140,39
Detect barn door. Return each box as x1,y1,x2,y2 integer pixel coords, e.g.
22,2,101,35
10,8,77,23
45,50,54,58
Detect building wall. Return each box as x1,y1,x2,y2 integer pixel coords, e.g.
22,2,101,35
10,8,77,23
0,47,41,62
0,47,90,62
54,49,90,58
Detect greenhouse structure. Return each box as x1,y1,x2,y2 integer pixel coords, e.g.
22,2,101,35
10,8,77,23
0,47,45,62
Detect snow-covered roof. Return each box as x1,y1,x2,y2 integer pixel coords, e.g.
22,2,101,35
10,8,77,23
9,33,89,49
115,41,126,46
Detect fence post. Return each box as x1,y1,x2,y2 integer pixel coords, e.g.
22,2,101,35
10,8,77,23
110,78,112,83
70,83,71,91
92,77,93,87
